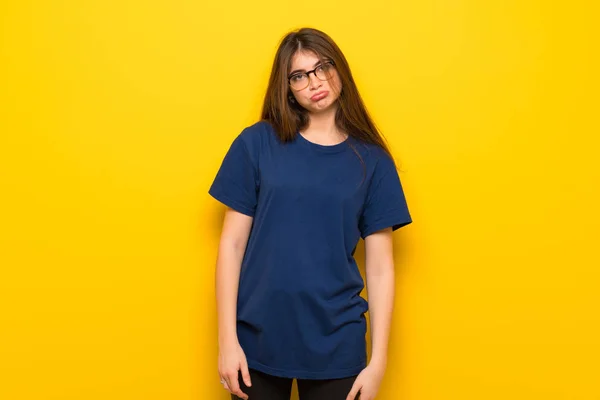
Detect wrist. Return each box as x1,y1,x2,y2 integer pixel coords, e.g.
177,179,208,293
218,331,239,348
368,354,388,369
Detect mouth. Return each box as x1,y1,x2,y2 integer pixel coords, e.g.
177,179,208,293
310,91,329,101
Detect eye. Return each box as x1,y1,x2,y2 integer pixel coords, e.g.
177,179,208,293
290,74,306,82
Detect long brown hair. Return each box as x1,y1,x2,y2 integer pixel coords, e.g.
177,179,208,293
261,27,394,161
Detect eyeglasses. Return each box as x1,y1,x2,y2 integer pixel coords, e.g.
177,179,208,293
288,61,336,91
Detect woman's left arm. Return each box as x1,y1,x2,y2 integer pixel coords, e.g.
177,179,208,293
347,227,395,400
365,227,396,367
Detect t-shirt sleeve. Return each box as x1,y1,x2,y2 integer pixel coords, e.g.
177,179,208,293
208,134,259,217
359,154,412,239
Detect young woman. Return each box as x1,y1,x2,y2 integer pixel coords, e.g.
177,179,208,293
209,27,412,400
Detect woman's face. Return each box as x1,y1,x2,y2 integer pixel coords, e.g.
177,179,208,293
288,50,342,114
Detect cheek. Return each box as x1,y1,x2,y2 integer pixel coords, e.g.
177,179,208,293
293,92,306,104
328,74,342,95
292,91,311,108
295,90,311,103
289,90,300,102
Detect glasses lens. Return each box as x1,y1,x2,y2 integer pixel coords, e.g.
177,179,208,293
315,63,334,80
290,74,308,90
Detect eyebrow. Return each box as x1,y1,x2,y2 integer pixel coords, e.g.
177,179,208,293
288,60,326,77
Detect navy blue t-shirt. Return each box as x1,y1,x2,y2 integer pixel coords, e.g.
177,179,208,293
209,120,412,379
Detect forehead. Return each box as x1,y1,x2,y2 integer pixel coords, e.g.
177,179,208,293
289,50,323,71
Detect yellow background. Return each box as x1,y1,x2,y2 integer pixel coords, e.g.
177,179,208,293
1,0,598,399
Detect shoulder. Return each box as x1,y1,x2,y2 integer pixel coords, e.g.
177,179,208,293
238,120,277,143
351,139,395,171
233,120,279,162
236,120,279,151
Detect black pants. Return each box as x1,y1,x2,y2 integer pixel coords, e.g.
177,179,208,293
232,368,359,400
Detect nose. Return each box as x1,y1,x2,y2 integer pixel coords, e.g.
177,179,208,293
307,72,322,90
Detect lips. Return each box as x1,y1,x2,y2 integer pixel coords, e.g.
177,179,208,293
311,91,329,101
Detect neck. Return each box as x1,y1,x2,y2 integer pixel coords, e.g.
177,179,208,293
304,106,344,139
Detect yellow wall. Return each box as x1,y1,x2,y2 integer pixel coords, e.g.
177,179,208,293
1,1,598,399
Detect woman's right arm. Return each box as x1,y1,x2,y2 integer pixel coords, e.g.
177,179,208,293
216,207,254,400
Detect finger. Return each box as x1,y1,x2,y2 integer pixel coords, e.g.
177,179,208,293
224,376,235,394
219,376,229,390
240,360,252,387
346,382,361,400
222,379,230,390
228,372,248,400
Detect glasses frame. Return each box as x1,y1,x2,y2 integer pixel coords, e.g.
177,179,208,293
288,60,336,91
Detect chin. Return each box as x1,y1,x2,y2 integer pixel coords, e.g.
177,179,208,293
304,98,338,114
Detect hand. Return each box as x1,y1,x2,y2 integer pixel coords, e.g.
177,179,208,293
218,339,252,400
346,362,386,400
